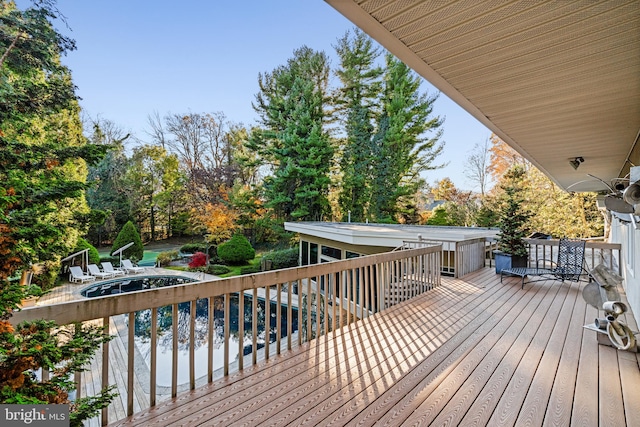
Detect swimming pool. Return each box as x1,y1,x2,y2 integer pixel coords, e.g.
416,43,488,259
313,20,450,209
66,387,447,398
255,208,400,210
133,294,299,387
81,274,298,388
80,275,197,297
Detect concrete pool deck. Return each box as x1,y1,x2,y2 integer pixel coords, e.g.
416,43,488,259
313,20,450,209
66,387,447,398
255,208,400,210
33,268,219,306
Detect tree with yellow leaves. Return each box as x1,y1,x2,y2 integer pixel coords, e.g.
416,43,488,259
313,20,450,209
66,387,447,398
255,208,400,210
190,203,238,245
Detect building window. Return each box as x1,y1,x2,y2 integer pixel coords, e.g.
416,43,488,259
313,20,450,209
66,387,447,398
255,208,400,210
321,245,342,260
310,243,318,265
301,241,309,266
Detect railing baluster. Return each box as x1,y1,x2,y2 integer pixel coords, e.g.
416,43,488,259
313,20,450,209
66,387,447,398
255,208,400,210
101,317,109,427
276,283,282,354
265,286,270,359
306,277,312,336
346,268,352,324
150,308,157,406
207,297,214,382
331,274,337,333
238,291,244,370
287,280,292,349
322,275,328,335
171,303,178,398
127,312,134,416
252,288,258,366
224,293,230,376
189,300,196,389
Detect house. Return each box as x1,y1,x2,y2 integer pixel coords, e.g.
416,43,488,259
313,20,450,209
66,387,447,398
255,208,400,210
285,221,499,276
325,0,640,319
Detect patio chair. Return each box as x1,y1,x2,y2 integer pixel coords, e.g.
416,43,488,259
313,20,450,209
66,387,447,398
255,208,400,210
500,237,588,288
101,261,126,277
121,259,146,274
87,263,115,279
69,266,96,284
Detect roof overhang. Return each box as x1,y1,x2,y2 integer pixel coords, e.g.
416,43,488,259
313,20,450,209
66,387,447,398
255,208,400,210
285,221,499,248
325,0,640,192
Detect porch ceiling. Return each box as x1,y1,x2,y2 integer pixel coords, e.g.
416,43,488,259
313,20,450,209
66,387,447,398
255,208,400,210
325,0,640,192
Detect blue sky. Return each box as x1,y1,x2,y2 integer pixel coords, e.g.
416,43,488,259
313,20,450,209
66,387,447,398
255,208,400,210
50,0,491,190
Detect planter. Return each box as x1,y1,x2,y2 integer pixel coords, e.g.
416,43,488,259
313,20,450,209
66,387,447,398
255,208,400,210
494,251,527,274
20,296,38,308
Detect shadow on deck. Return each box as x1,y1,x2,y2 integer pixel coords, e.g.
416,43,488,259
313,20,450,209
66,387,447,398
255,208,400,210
109,268,640,426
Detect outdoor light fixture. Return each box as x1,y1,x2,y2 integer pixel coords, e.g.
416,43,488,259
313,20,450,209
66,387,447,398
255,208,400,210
569,156,584,170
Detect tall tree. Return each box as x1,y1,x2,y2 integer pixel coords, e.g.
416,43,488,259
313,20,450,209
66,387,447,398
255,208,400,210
0,0,107,286
488,133,528,179
124,145,182,241
369,54,445,221
465,137,492,197
249,46,333,221
334,29,382,222
0,1,116,423
148,111,239,205
85,118,131,245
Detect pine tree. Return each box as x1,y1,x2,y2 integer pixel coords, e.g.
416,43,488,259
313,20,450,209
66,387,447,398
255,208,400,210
334,29,382,222
250,46,333,222
496,166,531,257
369,54,445,221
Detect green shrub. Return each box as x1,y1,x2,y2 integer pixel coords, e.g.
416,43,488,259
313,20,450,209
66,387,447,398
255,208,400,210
75,237,101,265
156,250,179,267
218,234,255,265
211,264,231,275
111,221,143,261
190,264,231,275
261,247,299,270
240,265,261,275
180,243,207,254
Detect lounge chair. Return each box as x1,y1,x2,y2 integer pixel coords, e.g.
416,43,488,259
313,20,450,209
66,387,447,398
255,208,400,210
101,261,126,277
69,266,96,284
121,259,146,274
87,263,115,279
500,237,588,288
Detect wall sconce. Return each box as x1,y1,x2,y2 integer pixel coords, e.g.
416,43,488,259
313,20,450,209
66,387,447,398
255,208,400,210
569,156,584,170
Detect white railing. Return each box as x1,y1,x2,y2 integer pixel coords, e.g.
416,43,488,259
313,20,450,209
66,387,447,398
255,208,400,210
400,238,490,277
524,238,622,274
10,245,441,426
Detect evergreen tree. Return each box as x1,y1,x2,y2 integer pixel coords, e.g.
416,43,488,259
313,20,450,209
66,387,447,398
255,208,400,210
0,1,116,423
1,0,107,287
496,166,531,257
334,29,382,222
85,119,132,245
370,54,445,221
111,221,143,261
249,46,333,222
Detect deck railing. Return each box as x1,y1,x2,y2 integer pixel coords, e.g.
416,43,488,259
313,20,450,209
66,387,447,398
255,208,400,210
10,245,441,426
523,238,622,274
401,237,490,277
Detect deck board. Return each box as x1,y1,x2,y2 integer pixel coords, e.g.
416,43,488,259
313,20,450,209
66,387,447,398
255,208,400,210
106,268,640,427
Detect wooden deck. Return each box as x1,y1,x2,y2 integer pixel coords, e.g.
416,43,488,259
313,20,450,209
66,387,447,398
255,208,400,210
105,267,639,426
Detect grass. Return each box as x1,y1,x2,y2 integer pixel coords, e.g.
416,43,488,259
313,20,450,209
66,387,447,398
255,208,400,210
162,255,263,278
